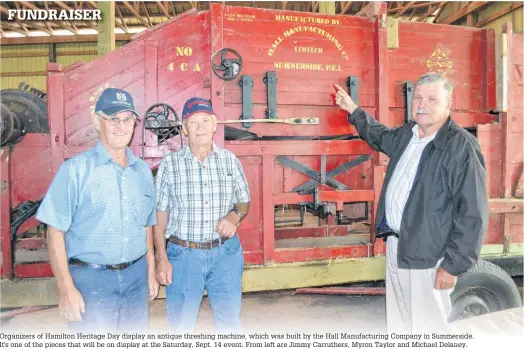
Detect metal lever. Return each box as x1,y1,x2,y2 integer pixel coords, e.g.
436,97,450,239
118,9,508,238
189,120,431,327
403,81,414,123
239,75,254,128
264,71,278,119
346,76,359,106
218,117,319,125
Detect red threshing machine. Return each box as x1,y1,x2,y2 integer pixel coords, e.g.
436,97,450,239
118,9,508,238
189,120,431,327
1,3,523,320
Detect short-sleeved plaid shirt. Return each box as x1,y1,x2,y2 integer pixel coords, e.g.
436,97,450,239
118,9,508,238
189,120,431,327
156,143,250,242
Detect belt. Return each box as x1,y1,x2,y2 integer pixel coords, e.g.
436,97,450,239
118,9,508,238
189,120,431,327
168,236,228,250
376,230,399,241
68,255,143,270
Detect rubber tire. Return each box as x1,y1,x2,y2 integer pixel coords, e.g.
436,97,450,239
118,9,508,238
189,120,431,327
0,90,48,133
449,259,522,322
1,103,18,146
0,89,47,115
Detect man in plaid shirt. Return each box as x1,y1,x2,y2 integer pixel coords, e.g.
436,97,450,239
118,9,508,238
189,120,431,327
154,97,250,332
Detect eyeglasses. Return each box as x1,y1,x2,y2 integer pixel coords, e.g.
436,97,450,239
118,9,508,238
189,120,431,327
98,113,137,127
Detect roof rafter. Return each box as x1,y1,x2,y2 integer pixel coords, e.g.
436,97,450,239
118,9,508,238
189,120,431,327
115,4,129,33
156,1,171,18
1,22,28,37
439,2,487,25
397,1,416,17
476,2,523,27
418,4,437,22
13,2,30,36
141,1,153,27
341,1,352,14
122,1,151,28
388,2,436,13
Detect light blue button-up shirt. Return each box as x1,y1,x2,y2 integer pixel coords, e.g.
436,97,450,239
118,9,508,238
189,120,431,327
36,142,156,264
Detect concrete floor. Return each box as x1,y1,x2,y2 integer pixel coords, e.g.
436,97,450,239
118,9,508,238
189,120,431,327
1,291,386,333
2,277,523,334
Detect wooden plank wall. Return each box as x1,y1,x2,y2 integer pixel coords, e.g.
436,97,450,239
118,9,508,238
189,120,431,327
0,41,128,91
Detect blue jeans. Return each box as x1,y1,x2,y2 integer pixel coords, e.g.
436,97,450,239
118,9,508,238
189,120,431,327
68,256,149,333
165,235,244,333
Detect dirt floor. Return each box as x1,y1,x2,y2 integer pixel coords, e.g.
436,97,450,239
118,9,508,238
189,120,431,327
1,291,386,333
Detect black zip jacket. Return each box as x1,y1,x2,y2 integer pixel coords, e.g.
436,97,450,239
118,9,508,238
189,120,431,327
349,107,488,276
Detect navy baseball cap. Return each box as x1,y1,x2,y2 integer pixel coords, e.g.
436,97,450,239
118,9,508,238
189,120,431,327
182,97,214,120
95,88,139,117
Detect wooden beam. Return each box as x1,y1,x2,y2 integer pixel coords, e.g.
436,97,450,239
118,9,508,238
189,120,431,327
141,1,153,27
409,8,417,21
122,1,151,28
1,22,28,37
282,1,287,10
477,2,523,28
156,0,170,18
418,4,436,22
170,1,177,16
319,1,336,14
18,1,39,10
388,2,437,13
341,1,352,14
0,34,133,45
97,1,115,57
11,2,30,36
397,1,416,17
432,2,446,23
466,11,478,27
40,0,62,33
25,22,54,36
439,2,487,25
67,19,79,33
313,1,319,12
115,4,129,33
54,0,72,11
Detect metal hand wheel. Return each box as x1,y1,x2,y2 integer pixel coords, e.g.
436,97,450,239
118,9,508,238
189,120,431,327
144,103,182,144
211,48,243,81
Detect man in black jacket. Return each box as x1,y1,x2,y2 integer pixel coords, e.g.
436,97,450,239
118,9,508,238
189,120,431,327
335,73,488,333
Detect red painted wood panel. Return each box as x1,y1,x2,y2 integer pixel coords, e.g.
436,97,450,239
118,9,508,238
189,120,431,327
9,5,521,279
478,123,503,198
274,244,370,262
484,214,503,244
508,213,523,243
389,21,490,112
63,41,145,103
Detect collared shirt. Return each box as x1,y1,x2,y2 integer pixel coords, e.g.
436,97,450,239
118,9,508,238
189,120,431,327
385,124,437,232
36,142,156,265
156,143,250,242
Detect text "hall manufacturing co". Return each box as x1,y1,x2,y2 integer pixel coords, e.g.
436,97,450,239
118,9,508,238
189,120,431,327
7,9,102,21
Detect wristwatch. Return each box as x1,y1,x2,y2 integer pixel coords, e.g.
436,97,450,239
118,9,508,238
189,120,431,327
230,207,244,220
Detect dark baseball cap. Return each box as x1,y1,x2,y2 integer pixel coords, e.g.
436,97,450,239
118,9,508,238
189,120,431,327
95,88,139,117
182,97,214,120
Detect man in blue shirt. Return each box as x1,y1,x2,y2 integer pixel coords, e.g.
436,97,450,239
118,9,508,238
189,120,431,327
36,88,159,333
